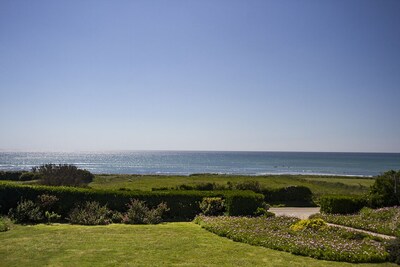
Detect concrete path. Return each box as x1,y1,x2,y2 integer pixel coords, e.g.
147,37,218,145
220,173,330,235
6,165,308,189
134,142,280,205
269,207,320,219
269,207,395,240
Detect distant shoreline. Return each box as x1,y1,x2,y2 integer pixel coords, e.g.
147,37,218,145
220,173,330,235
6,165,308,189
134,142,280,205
1,151,398,177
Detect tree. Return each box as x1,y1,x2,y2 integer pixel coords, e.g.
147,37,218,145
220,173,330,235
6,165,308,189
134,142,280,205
369,170,400,207
34,164,94,187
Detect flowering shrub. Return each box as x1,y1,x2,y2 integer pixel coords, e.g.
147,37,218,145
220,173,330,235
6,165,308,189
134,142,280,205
315,206,400,236
8,199,43,224
290,218,326,231
123,199,169,224
68,201,112,225
194,215,389,263
199,197,225,216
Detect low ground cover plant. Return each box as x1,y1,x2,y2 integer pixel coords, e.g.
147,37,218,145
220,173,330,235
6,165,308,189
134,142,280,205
194,215,389,263
314,206,400,236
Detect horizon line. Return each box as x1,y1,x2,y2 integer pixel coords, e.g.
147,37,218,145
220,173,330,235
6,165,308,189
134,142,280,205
0,149,399,154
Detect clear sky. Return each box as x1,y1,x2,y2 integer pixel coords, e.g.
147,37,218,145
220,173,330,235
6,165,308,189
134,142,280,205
1,0,399,152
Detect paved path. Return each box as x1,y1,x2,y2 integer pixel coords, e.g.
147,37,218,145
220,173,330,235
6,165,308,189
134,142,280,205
269,207,395,240
269,207,320,219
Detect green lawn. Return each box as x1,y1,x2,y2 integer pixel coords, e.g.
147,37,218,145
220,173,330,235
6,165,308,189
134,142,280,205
0,222,394,267
90,174,374,197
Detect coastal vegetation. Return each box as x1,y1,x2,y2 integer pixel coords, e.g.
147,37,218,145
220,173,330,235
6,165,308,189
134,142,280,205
194,215,389,263
2,167,400,265
90,173,373,200
314,206,400,236
2,222,394,267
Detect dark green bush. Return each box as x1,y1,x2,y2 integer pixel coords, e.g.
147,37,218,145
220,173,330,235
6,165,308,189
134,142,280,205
0,171,24,181
320,195,367,214
123,199,169,224
175,182,226,191
224,191,264,216
19,172,41,181
8,199,43,224
233,180,262,193
369,170,400,208
37,194,59,211
35,164,94,187
68,201,112,225
387,237,400,264
0,182,263,220
199,197,225,216
262,186,314,206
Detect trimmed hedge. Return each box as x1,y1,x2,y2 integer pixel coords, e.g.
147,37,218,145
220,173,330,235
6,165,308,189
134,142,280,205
224,192,264,216
0,182,263,220
0,171,39,181
0,171,24,181
320,195,367,214
262,186,314,206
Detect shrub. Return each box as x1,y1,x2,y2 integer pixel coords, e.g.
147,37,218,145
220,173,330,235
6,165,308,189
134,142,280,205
35,164,94,187
44,211,61,224
0,217,9,232
369,170,400,208
175,183,225,191
224,191,264,216
0,171,24,181
320,195,366,214
199,197,225,216
19,172,41,181
143,202,169,224
254,207,275,218
37,194,59,211
123,199,149,224
8,199,43,224
234,181,262,193
387,238,400,264
123,199,169,224
68,201,112,225
262,186,314,206
0,182,264,220
290,218,327,231
254,202,273,217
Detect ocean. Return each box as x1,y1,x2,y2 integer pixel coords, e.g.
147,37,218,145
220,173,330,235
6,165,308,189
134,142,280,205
0,151,399,177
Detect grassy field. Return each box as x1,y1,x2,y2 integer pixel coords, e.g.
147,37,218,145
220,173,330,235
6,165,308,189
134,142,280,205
90,174,374,197
0,222,394,267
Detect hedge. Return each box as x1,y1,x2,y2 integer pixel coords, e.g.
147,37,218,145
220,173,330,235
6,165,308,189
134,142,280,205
319,195,367,214
0,171,40,182
0,182,263,220
0,171,25,181
262,186,314,206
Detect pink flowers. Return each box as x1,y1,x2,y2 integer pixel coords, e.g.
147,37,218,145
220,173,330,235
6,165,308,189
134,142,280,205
194,215,389,263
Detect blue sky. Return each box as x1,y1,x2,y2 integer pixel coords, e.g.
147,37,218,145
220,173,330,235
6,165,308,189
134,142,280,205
1,0,399,152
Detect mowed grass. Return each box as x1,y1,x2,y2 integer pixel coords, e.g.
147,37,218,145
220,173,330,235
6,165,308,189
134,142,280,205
90,174,374,197
0,222,394,267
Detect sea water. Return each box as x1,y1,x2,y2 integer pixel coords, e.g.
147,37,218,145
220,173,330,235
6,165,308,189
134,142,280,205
0,151,399,176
